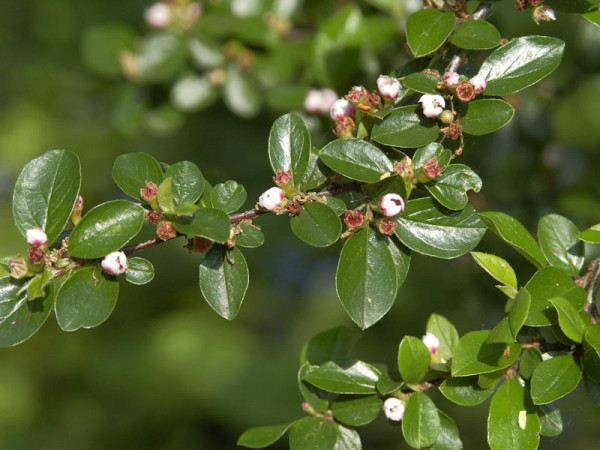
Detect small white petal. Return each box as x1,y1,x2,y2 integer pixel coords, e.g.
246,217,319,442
377,75,402,101
101,251,128,275
26,228,48,247
379,193,405,217
419,94,445,119
383,397,405,421
422,332,440,355
330,99,354,121
145,3,171,29
259,187,285,211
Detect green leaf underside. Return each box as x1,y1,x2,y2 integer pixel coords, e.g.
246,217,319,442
487,378,540,450
426,314,459,361
54,267,119,331
174,208,231,243
303,360,379,394
68,200,145,259
538,214,584,276
198,246,248,320
289,417,337,450
210,180,247,214
13,150,81,245
402,392,441,448
268,113,311,187
398,336,431,384
164,160,204,206
425,164,482,210
331,395,381,426
112,152,163,199
432,410,463,450
336,227,398,329
124,257,155,285
406,9,456,57
460,99,515,136
371,105,440,148
301,326,360,367
320,138,393,183
237,422,296,449
471,252,518,288
395,198,486,259
439,376,495,406
578,224,600,243
451,330,521,376
290,202,341,247
531,355,582,404
537,403,563,437
450,20,501,50
520,347,543,380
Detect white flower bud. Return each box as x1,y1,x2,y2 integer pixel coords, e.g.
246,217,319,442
259,187,285,211
422,332,440,355
144,3,171,29
532,5,556,24
304,89,339,115
379,193,405,217
330,99,355,122
383,397,405,421
101,251,128,275
377,75,402,101
26,227,48,248
469,75,487,93
443,72,460,87
418,94,445,119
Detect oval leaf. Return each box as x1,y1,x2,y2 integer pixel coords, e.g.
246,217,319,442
320,138,393,183
406,9,456,57
451,330,521,377
578,224,600,243
223,64,261,118
164,161,204,206
425,164,482,210
124,257,155,285
471,252,518,288
551,297,587,343
398,336,431,384
236,224,265,248
402,392,441,449
210,180,247,214
530,355,582,405
290,202,341,247
268,113,311,187
439,376,495,406
238,422,296,449
460,99,514,136
303,360,380,394
289,417,337,450
331,395,381,426
371,105,440,148
538,214,584,276
432,410,463,450
174,208,231,243
450,20,501,50
112,152,163,200
402,73,440,95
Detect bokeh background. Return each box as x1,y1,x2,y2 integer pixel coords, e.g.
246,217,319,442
1,0,600,448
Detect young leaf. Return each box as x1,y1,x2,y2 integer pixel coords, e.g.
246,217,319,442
406,9,456,57
519,347,543,380
451,331,521,377
487,378,540,450
320,138,393,183
210,180,247,214
289,417,337,450
398,336,431,384
402,73,440,95
303,360,380,394
426,314,459,361
537,214,584,276
440,376,496,406
450,20,501,50
478,36,565,96
54,266,119,331
198,246,248,320
300,326,360,366
371,105,440,148
164,160,204,206
268,113,311,187
173,208,231,243
459,99,515,136
336,227,398,329
424,164,482,211
402,392,441,449
124,257,155,285
112,152,163,199
68,200,145,259
238,421,297,449
431,409,463,450
235,224,265,248
471,252,518,289
13,150,81,245
508,288,531,339
577,224,600,243
331,394,381,426
551,297,587,343
290,202,342,248
530,355,582,404
157,177,175,213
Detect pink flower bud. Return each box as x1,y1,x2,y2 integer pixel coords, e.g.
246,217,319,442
259,187,285,211
469,75,487,93
273,169,292,187
422,332,440,355
26,227,48,248
304,89,338,115
532,5,556,24
443,72,460,87
383,397,405,421
330,99,355,122
379,193,405,217
101,251,128,275
144,3,171,29
377,75,402,101
418,94,445,119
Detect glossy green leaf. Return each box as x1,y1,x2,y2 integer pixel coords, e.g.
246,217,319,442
478,36,565,96
210,180,247,214
13,150,81,245
223,64,261,118
585,325,600,358
431,410,463,450
289,417,337,450
174,208,231,243
303,360,380,394
236,224,264,248
439,376,495,406
551,297,587,343
68,200,144,259
395,198,486,259
583,8,600,27
425,164,482,210
336,227,398,329
531,355,582,404
577,224,600,243
402,72,440,95
164,161,204,206
320,138,392,183
478,371,503,389
0,277,27,322
290,202,341,248
26,271,50,301
487,378,540,450
54,267,119,331
298,364,329,414
471,252,517,288
537,403,563,437
238,421,296,448
173,202,197,216
479,212,545,268
460,99,514,136
331,394,381,426
487,318,514,344
325,197,346,216
426,314,459,361
508,288,531,339
124,257,154,285
452,331,521,377
112,152,163,200
198,246,248,320
268,113,311,187
519,347,543,380
386,235,411,288
538,214,584,275
301,326,360,366
412,143,452,170
333,423,361,449
402,392,441,449
371,105,440,148
157,177,175,213
300,151,330,191
137,31,187,83
375,372,403,395
406,9,456,57
398,336,431,384
450,20,501,50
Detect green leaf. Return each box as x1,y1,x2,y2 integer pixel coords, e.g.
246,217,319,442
336,227,398,329
268,114,311,187
386,235,411,288
298,364,329,414
333,423,362,449
583,8,600,27
426,314,459,361
519,347,543,380
451,331,521,377
508,289,531,339
210,180,247,214
478,36,565,96
112,152,163,200
81,23,136,78
402,72,440,95
471,252,517,289
137,31,186,83
320,138,393,183
332,395,381,426
450,20,501,50
13,150,81,245
54,267,119,331
173,202,197,216
577,224,600,243
479,212,545,268
164,161,204,206
398,336,431,384
531,355,582,404
395,198,486,259
439,376,495,406
425,164,482,211
238,422,296,448
478,371,503,389
431,410,463,450
289,417,337,450
376,372,403,395
524,267,587,326
198,246,248,320
487,318,515,344
402,392,441,449
26,271,50,300
68,200,145,259
171,75,218,112
406,9,456,57
459,99,514,136
302,360,380,394
325,197,346,216
124,257,154,285
538,214,584,276
174,208,231,243
157,177,175,213
583,350,600,382
236,224,264,248
0,277,27,322
223,64,261,119
585,325,600,358
300,151,330,191
412,143,452,170
546,0,600,13
551,297,587,343
371,105,440,148
537,403,563,437
487,378,540,450
290,202,341,248
300,326,360,366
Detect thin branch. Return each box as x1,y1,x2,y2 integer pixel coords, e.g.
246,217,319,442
584,258,600,319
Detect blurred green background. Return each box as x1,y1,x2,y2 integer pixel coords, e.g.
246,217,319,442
1,0,600,448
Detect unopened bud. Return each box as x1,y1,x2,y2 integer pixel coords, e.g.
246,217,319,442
273,169,292,187
101,251,128,275
532,5,556,24
377,75,402,102
304,89,338,115
439,110,454,125
157,221,177,241
8,256,29,279
346,86,370,107
71,194,84,225
443,72,460,88
422,332,440,355
145,3,171,29
469,75,487,93
419,157,443,183
378,218,397,235
141,181,159,209
379,193,405,217
145,210,164,225
383,397,405,422
393,157,414,180
26,227,48,249
27,247,45,266
456,81,475,102
259,187,285,211
344,210,364,228
418,94,445,119
330,99,355,122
